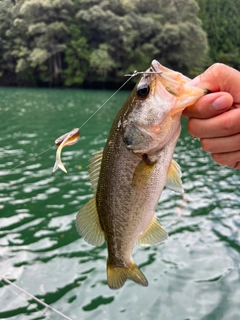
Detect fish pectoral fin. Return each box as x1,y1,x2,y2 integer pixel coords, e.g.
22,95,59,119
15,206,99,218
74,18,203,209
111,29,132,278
107,259,148,289
52,159,67,173
76,195,105,246
132,156,156,188
165,159,184,193
137,215,168,247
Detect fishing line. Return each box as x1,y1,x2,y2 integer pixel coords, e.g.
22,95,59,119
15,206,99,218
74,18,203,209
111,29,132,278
0,276,73,320
0,276,53,320
11,71,160,170
4,70,166,312
12,74,136,170
125,71,163,77
12,145,55,170
4,74,138,315
79,74,135,129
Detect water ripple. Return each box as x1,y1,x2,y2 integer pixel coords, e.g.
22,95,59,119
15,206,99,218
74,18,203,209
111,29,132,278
0,89,239,320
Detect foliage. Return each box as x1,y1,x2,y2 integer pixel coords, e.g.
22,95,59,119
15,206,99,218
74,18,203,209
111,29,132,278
0,0,209,87
63,24,90,86
0,0,16,81
196,0,240,70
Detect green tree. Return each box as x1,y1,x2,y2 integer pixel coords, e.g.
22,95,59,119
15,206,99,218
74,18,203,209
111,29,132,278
0,0,15,82
63,24,90,86
0,0,208,87
196,0,240,69
13,0,73,84
76,0,208,82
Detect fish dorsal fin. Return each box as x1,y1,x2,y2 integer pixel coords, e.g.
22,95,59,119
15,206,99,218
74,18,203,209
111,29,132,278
166,159,184,194
88,150,103,192
136,215,168,247
76,195,105,246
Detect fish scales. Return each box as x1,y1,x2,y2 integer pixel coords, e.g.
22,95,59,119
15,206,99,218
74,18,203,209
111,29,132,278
98,126,175,261
76,60,208,289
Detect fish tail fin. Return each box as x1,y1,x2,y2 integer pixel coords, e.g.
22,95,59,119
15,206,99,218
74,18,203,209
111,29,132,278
52,159,67,173
107,259,148,289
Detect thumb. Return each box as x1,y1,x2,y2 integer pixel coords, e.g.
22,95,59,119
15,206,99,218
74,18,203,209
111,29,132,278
190,63,240,107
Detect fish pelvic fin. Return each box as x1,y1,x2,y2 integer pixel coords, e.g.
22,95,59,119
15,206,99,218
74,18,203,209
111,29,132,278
76,195,105,246
52,159,67,173
137,215,168,247
165,159,183,193
107,260,148,289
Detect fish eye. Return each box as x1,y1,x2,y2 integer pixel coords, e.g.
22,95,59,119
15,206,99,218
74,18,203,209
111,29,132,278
136,84,150,98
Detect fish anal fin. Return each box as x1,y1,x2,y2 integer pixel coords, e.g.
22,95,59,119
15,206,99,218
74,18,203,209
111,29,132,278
137,215,168,247
107,260,148,289
76,195,105,246
166,159,183,193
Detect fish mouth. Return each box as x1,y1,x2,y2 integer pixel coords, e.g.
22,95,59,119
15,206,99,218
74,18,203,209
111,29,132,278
151,60,162,73
136,60,162,93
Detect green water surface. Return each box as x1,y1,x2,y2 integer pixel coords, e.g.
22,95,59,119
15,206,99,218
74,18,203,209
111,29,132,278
0,87,239,320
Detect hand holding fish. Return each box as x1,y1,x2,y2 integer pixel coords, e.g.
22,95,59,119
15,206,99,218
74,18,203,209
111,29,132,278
183,63,240,169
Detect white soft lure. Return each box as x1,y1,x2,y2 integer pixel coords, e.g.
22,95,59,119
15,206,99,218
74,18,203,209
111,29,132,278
53,128,80,173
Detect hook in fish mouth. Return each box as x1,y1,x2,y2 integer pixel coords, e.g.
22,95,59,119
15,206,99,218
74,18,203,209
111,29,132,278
124,71,163,77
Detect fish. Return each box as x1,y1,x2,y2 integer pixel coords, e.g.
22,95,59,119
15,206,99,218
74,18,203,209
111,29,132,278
53,128,80,173
76,60,208,289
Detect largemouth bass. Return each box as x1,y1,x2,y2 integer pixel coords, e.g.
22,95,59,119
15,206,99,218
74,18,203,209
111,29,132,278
53,128,80,173
76,60,207,289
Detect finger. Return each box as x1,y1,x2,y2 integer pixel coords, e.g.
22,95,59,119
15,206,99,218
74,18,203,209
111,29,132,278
211,150,240,167
183,92,233,118
201,133,240,153
215,161,240,169
228,162,240,169
188,108,240,138
191,63,240,106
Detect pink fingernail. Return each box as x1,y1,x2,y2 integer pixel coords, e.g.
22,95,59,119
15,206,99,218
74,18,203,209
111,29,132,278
212,97,228,111
188,76,200,86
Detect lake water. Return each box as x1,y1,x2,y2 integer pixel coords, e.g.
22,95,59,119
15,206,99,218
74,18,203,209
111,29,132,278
0,87,239,320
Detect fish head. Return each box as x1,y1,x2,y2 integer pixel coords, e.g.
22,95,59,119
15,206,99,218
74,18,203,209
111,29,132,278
122,60,206,155
122,61,180,155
